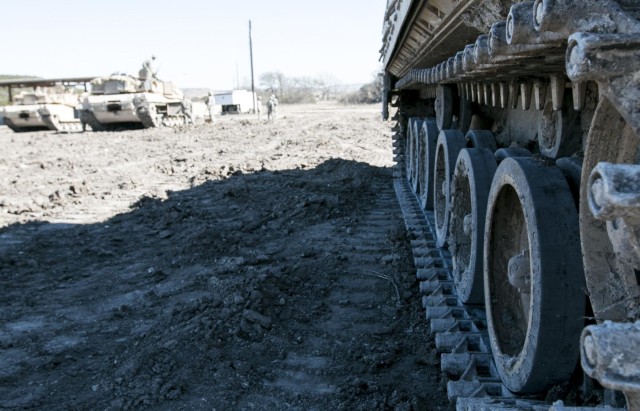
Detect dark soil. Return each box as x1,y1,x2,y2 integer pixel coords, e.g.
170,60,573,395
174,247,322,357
0,104,452,410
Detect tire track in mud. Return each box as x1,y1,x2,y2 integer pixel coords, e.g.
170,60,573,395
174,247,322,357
226,173,451,410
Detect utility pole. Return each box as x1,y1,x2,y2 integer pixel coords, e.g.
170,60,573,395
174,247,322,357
235,61,239,90
249,19,256,115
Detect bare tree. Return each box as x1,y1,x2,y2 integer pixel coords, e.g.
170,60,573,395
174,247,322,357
259,71,286,97
315,72,341,101
338,73,384,105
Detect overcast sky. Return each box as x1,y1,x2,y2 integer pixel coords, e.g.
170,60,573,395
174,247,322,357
2,0,387,90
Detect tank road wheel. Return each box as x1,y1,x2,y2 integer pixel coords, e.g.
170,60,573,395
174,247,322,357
581,97,640,322
484,158,586,393
404,119,415,182
434,130,466,247
417,120,439,210
465,129,497,152
436,85,454,131
409,118,423,193
449,148,497,304
458,94,473,134
537,98,580,159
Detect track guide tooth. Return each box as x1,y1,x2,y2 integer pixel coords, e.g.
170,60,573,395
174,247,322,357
422,295,452,308
417,267,452,281
420,280,454,295
442,352,496,378
425,304,479,321
436,332,487,353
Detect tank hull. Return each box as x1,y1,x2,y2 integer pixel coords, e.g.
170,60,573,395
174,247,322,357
2,95,81,133
2,104,48,130
81,93,189,130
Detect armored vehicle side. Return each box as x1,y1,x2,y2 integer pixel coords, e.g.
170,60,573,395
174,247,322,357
2,89,81,132
382,0,640,408
79,73,189,131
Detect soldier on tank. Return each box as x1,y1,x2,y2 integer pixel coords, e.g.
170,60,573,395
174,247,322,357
139,56,157,91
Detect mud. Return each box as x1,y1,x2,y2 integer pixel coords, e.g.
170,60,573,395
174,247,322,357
0,104,451,410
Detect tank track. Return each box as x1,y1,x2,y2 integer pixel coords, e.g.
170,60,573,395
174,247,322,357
41,114,82,133
393,144,630,411
3,118,25,133
136,105,186,129
2,118,50,133
393,158,542,409
80,110,106,132
135,105,159,129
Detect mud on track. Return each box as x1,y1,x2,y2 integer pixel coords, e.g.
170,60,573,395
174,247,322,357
0,104,451,410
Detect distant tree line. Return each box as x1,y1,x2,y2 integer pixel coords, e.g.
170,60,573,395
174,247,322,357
337,74,383,105
258,71,382,104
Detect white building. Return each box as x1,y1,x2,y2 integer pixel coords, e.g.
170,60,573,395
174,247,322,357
214,90,257,114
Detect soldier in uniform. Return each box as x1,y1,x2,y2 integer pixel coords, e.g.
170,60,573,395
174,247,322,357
256,96,262,120
267,94,278,122
207,91,216,123
182,97,193,125
139,56,157,91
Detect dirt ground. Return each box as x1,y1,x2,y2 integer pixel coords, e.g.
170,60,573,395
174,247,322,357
0,103,451,410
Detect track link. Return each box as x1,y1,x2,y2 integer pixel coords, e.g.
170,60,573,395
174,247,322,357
41,114,82,133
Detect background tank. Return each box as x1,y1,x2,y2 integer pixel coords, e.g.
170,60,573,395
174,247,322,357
79,73,196,131
382,0,640,408
2,88,81,132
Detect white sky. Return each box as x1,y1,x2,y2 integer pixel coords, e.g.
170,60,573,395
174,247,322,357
2,0,387,90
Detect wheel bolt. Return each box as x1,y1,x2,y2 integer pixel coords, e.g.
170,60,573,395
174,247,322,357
508,251,530,292
463,214,473,236
582,334,598,367
589,177,605,210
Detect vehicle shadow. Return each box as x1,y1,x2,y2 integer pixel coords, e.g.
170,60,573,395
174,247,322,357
0,158,427,410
